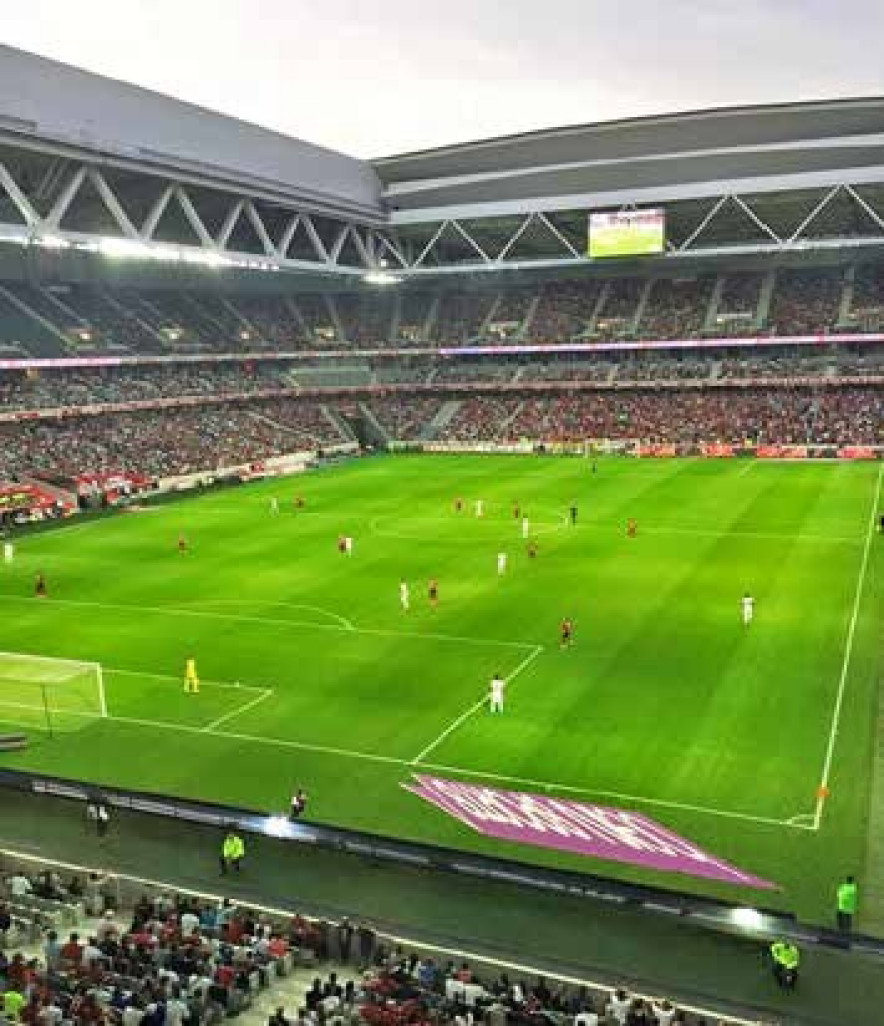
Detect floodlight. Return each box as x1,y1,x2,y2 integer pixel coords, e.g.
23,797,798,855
731,907,763,930
364,270,402,286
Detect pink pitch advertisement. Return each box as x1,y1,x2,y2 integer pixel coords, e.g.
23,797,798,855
405,775,775,890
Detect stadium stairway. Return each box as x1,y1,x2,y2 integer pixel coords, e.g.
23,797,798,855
421,399,461,440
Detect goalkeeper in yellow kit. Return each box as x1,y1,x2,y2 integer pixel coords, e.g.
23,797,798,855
184,657,200,694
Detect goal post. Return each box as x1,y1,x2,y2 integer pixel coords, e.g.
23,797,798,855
0,651,107,736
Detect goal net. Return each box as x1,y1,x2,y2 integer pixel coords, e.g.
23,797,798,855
0,651,106,734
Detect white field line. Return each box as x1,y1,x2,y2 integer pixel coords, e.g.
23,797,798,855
369,514,569,541
0,695,808,829
411,645,544,765
186,599,355,631
107,668,269,693
0,595,536,651
812,461,884,830
417,759,815,831
615,524,859,545
202,688,274,732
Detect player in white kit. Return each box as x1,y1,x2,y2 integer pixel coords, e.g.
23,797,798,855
741,592,754,626
489,673,505,713
3,541,12,564
344,536,353,556
521,517,530,539
497,552,507,576
399,579,409,611
475,499,484,518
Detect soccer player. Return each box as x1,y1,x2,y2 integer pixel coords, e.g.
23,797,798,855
3,540,13,564
512,502,520,521
560,617,574,649
177,533,188,554
454,497,464,514
521,517,530,539
344,536,353,556
399,579,410,612
741,592,755,626
337,535,347,554
184,657,200,694
497,551,507,576
294,495,305,509
269,496,279,515
289,789,308,821
489,673,505,713
527,540,538,559
475,499,484,518
428,577,438,609
34,573,47,598
569,503,578,526
626,518,637,538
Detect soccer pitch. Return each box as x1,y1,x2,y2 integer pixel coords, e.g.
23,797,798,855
0,454,881,924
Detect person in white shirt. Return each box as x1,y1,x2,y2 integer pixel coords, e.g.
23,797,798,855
180,909,200,937
742,592,754,626
607,989,630,1026
399,580,409,612
521,517,530,539
475,499,484,518
651,998,676,1026
3,541,12,564
8,872,32,897
344,536,353,556
489,673,505,713
496,552,507,576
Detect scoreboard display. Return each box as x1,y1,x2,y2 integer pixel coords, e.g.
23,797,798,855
588,209,665,258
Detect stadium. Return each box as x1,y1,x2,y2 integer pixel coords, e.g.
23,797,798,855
0,40,882,1026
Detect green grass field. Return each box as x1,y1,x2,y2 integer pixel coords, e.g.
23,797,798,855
0,454,881,925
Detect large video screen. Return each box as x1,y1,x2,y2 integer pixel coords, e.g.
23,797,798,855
588,209,665,258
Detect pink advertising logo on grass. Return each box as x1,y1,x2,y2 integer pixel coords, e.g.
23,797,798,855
404,775,775,890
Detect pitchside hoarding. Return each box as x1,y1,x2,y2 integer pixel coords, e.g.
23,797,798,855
405,775,775,890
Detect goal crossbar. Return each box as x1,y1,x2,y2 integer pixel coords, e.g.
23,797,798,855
0,651,107,720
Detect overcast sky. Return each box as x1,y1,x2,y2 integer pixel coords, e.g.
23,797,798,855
3,0,883,159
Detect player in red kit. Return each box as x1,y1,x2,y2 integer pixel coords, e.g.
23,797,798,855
626,518,637,538
560,617,573,649
428,578,439,609
512,502,520,520
177,533,188,554
454,497,464,513
34,573,47,598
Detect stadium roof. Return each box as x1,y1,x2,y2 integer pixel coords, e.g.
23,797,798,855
374,98,884,220
0,45,384,223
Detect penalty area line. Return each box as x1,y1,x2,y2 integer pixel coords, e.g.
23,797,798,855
410,644,545,765
2,701,805,829
202,688,274,732
0,595,537,651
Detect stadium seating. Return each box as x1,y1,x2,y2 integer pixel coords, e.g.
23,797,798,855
0,863,755,1026
2,262,884,357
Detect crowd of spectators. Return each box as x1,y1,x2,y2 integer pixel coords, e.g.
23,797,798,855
6,264,884,359
0,400,347,480
430,387,881,446
0,866,754,1026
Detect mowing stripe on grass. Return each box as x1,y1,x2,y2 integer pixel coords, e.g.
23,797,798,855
411,644,545,764
812,461,884,830
0,596,537,651
0,698,805,829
